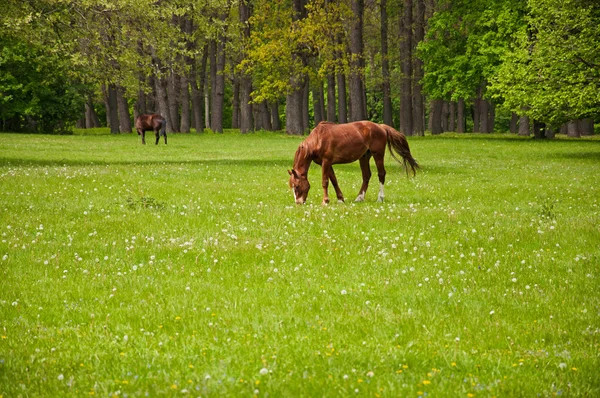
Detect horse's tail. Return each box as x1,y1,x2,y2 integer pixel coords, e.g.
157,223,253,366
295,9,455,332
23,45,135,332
381,124,419,177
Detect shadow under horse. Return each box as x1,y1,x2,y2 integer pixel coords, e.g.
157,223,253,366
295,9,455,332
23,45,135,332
288,121,419,205
135,114,167,145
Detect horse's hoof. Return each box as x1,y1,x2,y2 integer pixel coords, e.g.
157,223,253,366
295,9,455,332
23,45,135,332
338,199,345,204
322,200,330,206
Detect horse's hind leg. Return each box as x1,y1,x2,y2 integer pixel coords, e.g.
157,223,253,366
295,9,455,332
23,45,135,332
140,130,146,145
373,154,387,202
355,154,372,202
328,167,345,203
154,129,160,145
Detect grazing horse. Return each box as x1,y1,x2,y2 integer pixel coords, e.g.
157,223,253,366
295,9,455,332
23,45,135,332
135,114,167,145
288,121,418,205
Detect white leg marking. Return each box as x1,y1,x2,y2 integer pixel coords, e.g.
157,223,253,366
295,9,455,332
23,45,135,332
355,191,366,202
377,183,385,202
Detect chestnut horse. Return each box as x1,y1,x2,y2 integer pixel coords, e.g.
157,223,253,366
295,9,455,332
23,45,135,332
288,121,418,205
135,114,167,145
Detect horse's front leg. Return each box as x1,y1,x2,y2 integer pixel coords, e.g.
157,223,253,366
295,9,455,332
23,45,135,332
321,161,332,205
154,129,160,145
141,130,146,145
355,155,372,202
328,167,345,203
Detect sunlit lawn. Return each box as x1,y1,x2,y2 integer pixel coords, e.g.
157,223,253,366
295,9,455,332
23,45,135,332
1,129,599,396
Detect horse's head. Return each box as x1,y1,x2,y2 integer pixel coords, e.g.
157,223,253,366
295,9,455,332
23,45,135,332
288,169,310,205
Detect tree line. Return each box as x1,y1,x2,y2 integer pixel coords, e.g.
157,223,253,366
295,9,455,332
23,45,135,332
1,0,598,137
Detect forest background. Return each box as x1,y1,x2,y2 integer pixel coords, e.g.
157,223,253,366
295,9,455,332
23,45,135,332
1,0,599,137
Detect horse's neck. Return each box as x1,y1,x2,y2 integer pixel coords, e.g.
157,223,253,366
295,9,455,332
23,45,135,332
295,155,312,176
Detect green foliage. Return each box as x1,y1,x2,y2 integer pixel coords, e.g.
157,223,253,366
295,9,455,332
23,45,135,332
490,0,600,126
0,37,85,133
418,0,526,101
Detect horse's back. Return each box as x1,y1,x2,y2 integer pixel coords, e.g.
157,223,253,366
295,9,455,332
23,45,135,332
135,114,164,130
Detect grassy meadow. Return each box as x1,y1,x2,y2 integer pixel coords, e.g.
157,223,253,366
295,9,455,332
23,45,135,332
1,129,599,397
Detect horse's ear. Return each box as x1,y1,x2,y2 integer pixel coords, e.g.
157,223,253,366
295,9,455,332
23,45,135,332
288,169,293,176
288,169,299,178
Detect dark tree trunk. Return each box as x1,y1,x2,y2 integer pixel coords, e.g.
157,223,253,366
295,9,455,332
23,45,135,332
427,101,433,131
441,101,449,132
180,72,191,133
337,72,347,123
167,71,181,132
107,83,119,134
211,21,227,134
472,85,482,132
190,59,204,132
286,77,305,135
413,0,425,135
448,101,456,132
313,83,325,125
231,78,240,129
85,96,101,128
510,112,518,133
302,78,310,131
349,0,366,121
270,100,281,130
580,118,594,135
239,0,253,133
134,89,145,122
488,102,495,133
545,126,555,138
400,0,413,135
326,74,337,122
457,98,465,133
560,124,568,135
380,0,393,127
518,115,530,136
430,99,443,135
480,98,489,133
116,85,131,133
76,117,85,129
567,120,580,137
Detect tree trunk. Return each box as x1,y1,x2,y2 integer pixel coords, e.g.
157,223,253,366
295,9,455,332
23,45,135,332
167,71,181,132
441,101,449,132
190,60,204,133
430,99,443,135
400,0,413,135
231,78,240,129
488,102,495,133
313,84,325,125
180,72,191,133
286,77,305,135
457,98,465,133
580,118,594,135
545,126,555,138
448,101,456,132
380,0,393,127
412,0,425,135
85,96,101,128
480,98,489,133
510,112,518,133
211,27,227,133
518,115,530,136
349,0,366,122
326,74,336,122
270,100,281,131
567,120,580,137
337,72,347,123
302,78,310,131
472,86,482,132
107,83,119,134
116,85,132,133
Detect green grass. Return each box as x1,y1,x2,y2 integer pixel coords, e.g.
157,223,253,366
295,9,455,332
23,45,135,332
1,129,599,396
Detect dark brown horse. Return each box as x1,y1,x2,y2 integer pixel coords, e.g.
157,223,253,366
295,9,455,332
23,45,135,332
135,114,167,145
288,121,418,205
